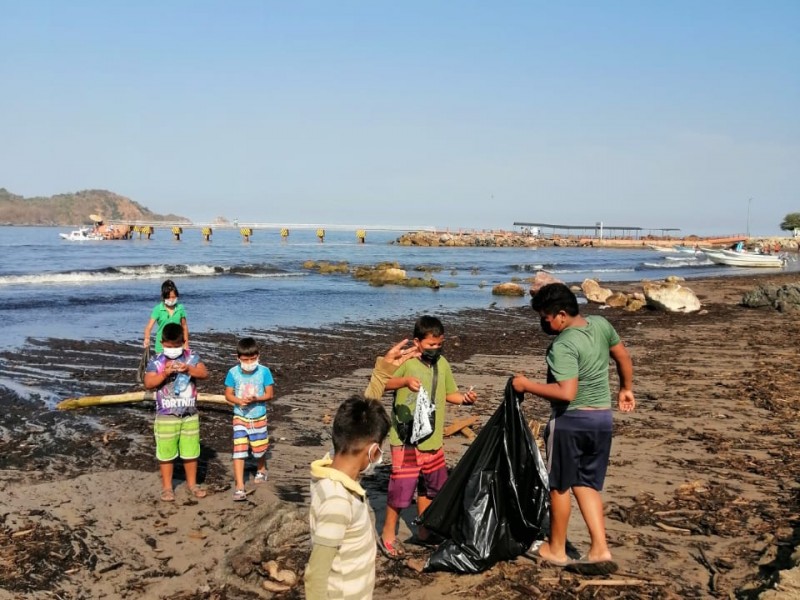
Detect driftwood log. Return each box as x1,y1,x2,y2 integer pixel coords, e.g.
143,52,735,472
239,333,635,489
443,416,479,439
57,391,228,410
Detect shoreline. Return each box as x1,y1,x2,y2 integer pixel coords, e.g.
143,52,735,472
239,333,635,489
1,270,799,599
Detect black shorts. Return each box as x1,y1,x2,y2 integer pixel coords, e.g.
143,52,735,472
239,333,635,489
544,409,612,492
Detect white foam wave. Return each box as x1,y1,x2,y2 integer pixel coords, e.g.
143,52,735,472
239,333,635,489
547,268,636,274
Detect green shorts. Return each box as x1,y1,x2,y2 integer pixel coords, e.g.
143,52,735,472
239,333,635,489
154,414,200,461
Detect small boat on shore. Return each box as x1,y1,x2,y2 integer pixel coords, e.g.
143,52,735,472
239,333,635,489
59,227,105,242
703,248,785,268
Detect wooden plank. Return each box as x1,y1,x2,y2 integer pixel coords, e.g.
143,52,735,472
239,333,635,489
57,391,228,410
444,416,479,437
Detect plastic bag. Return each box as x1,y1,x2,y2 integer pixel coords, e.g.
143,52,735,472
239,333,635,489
409,387,434,444
419,377,550,573
136,346,150,384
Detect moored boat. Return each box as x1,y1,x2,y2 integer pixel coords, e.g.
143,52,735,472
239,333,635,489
59,227,105,241
704,249,784,268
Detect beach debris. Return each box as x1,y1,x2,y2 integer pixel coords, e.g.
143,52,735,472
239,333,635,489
57,391,228,410
581,279,614,304
261,579,291,593
444,416,479,439
643,281,701,313
491,282,525,296
263,559,298,586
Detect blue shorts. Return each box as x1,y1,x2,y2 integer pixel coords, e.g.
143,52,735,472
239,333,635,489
544,409,612,492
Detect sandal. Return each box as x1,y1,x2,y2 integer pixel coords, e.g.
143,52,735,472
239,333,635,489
254,471,269,484
160,488,175,502
378,537,406,560
188,486,207,499
233,489,247,502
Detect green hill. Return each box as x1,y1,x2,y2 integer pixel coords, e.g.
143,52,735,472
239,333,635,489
0,188,188,226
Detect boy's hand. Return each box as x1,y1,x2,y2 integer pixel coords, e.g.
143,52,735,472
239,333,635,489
463,386,477,405
405,377,421,392
512,374,529,393
618,389,636,412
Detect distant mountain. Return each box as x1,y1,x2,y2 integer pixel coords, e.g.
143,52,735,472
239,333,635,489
0,188,189,226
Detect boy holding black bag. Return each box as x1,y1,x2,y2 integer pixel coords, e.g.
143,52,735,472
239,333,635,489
378,315,477,558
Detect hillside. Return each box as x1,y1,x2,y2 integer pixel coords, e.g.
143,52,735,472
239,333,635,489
0,188,188,226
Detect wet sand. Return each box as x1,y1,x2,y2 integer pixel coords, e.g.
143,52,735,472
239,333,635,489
1,272,799,599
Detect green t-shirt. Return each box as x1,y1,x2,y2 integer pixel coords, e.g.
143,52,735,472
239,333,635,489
546,315,621,411
150,302,187,352
390,357,457,451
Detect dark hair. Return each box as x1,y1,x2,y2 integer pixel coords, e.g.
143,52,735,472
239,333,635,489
161,322,184,343
161,279,179,300
531,283,580,317
237,337,259,357
332,396,390,455
413,315,444,340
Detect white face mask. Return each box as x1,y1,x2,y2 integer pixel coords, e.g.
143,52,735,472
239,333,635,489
163,347,183,359
164,299,178,308
240,359,259,373
360,444,383,477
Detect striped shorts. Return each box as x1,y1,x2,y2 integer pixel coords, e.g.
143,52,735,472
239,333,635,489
153,413,200,462
232,414,269,460
387,446,448,509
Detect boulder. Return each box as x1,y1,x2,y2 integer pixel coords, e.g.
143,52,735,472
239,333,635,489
529,271,564,296
665,275,685,283
624,298,646,312
643,281,701,313
581,279,613,304
492,282,526,296
742,284,800,312
605,292,629,308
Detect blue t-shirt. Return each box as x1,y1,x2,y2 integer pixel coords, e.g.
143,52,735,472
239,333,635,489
224,364,274,419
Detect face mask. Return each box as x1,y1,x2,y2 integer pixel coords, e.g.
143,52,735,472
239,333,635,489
421,348,442,364
163,347,183,359
164,299,178,308
240,360,259,373
360,444,383,477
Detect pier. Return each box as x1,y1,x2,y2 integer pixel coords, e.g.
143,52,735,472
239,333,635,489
101,220,436,243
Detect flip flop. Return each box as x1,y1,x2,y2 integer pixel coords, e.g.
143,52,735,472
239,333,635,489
524,545,570,568
565,558,619,575
188,486,207,499
160,488,175,502
378,537,406,560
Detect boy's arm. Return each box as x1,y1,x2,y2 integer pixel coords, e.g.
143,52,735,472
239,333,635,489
260,384,275,402
384,376,421,392
224,385,241,405
186,359,207,380
610,342,636,412
511,375,578,402
445,388,477,405
304,544,337,600
364,358,397,400
143,370,162,390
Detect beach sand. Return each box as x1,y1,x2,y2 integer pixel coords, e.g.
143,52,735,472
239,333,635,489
1,272,799,599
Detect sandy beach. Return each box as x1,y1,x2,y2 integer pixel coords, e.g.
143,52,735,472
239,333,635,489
1,271,799,599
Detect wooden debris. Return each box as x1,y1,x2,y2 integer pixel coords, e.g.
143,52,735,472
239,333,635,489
656,521,693,534
444,416,479,437
575,578,668,592
57,391,228,410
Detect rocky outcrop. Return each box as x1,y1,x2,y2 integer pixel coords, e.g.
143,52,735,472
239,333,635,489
395,231,539,248
581,279,614,304
741,284,800,312
643,281,702,313
492,282,526,296
529,271,564,296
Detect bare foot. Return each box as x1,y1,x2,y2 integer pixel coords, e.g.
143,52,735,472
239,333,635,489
405,558,426,573
533,541,570,566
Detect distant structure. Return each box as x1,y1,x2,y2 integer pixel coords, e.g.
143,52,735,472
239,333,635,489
513,222,680,240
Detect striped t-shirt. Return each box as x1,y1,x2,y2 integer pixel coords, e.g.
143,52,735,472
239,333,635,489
308,457,376,599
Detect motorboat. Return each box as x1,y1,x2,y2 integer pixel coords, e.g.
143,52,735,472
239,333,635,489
704,248,785,268
59,227,105,241
647,244,678,252
672,245,700,254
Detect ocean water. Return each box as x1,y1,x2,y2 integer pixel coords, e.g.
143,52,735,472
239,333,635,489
0,226,787,350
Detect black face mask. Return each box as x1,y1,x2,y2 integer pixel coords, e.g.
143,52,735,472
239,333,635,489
421,348,442,364
540,317,558,336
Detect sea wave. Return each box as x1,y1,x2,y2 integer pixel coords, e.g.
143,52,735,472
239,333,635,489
546,267,636,275
639,260,712,269
0,263,290,286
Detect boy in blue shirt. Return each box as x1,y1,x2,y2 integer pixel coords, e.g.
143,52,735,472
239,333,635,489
224,337,275,501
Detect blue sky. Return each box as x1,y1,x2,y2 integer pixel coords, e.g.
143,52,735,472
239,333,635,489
1,1,798,236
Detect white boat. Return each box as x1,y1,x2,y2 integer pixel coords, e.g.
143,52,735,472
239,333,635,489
704,249,784,268
59,227,105,241
647,244,678,252
672,245,700,254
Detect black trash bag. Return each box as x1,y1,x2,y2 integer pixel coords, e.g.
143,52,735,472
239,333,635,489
136,346,150,384
419,376,549,573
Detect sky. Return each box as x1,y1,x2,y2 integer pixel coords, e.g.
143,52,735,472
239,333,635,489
1,1,798,236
